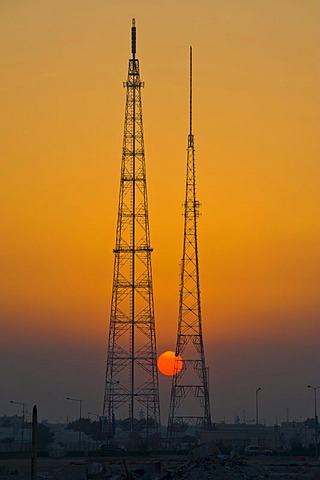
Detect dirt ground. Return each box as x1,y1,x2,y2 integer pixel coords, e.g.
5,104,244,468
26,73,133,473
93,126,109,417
0,453,320,479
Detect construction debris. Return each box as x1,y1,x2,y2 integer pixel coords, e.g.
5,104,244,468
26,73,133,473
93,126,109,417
166,454,320,480
0,454,319,479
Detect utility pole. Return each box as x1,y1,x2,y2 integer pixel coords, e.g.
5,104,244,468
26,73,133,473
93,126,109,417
167,47,211,444
31,405,37,480
256,387,261,425
103,19,160,438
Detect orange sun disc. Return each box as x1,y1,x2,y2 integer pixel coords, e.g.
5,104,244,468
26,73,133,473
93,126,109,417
157,350,183,376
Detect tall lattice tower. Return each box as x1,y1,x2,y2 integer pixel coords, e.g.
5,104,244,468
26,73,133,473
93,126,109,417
167,47,211,443
103,19,160,437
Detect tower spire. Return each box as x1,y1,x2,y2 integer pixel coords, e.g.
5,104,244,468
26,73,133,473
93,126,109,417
131,18,136,58
167,47,211,445
189,46,193,141
103,19,160,443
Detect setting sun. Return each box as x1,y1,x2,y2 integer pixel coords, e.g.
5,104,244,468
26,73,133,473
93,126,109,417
157,351,183,376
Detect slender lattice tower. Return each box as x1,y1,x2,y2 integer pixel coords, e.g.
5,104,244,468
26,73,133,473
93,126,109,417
167,47,211,443
103,19,160,437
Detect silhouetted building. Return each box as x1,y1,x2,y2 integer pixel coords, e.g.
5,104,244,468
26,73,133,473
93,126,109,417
200,423,278,450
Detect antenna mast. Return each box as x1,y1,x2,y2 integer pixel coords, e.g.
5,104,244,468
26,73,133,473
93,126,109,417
103,18,161,442
189,46,193,142
167,46,212,444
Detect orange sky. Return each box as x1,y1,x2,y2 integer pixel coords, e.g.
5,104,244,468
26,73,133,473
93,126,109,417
1,0,319,423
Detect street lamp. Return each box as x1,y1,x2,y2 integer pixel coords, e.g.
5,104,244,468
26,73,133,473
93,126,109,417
255,387,262,425
307,385,319,458
10,401,26,451
66,397,82,451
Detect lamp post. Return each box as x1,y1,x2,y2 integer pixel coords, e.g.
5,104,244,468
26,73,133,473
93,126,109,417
10,401,26,451
307,385,319,458
66,397,82,451
255,387,262,425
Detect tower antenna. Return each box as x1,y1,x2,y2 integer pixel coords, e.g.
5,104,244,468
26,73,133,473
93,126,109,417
131,18,136,58
189,46,193,140
103,19,161,442
167,46,212,445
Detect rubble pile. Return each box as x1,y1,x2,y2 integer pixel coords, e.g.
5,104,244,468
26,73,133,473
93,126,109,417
1,453,320,479
167,456,260,479
166,455,320,480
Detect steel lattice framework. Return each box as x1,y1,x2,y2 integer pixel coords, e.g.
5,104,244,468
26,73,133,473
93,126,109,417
103,19,160,436
167,47,211,442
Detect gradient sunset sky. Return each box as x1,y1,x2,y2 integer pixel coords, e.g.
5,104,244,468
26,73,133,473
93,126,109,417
1,0,319,425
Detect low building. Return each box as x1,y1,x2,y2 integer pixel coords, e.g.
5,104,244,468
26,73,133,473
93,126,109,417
200,423,279,450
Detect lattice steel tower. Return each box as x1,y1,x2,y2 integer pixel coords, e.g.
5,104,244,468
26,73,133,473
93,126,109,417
103,19,160,436
167,47,211,442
